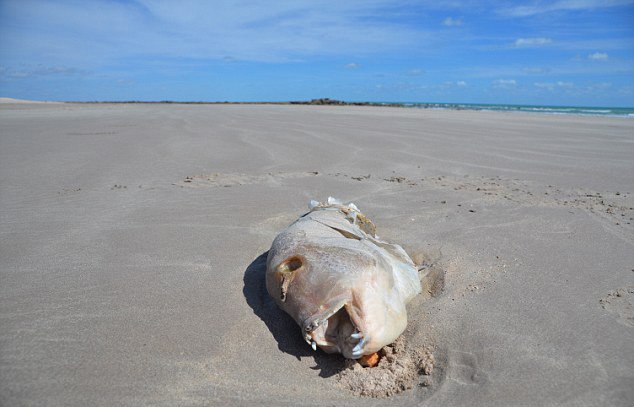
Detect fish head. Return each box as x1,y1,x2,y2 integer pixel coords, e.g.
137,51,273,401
266,253,363,356
266,251,395,359
265,209,421,360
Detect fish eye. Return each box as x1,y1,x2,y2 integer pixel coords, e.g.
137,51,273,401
278,256,303,273
277,256,304,302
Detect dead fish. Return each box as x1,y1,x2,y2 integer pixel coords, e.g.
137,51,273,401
266,197,421,360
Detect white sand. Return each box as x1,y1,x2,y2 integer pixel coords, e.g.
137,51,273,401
1,103,632,406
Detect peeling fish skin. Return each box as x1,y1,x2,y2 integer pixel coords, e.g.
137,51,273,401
266,198,422,360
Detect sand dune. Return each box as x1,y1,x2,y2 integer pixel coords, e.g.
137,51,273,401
1,103,633,406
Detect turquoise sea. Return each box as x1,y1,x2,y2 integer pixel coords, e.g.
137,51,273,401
394,102,634,117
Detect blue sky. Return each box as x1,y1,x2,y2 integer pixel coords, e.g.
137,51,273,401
1,0,633,106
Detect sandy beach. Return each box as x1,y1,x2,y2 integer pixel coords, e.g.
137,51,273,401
1,103,633,406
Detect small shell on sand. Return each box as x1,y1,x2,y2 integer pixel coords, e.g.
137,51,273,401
358,352,381,367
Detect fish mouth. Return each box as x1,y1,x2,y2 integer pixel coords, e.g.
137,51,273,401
303,303,366,359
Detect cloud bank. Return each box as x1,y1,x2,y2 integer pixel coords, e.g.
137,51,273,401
588,52,609,60
500,0,634,17
515,38,552,47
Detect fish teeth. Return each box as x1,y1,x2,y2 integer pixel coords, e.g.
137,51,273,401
351,337,367,358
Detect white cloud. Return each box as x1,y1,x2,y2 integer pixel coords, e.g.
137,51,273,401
588,52,608,60
0,65,83,79
345,63,360,69
456,80,467,86
586,82,612,91
534,82,552,90
407,69,425,76
500,0,634,17
515,37,552,47
116,78,135,86
617,85,633,95
442,17,463,26
534,81,574,91
492,79,517,88
0,0,435,65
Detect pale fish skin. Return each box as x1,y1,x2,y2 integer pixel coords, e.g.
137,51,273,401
266,197,421,359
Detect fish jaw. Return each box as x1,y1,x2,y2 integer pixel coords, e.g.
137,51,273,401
303,299,369,358
342,274,410,359
302,296,349,333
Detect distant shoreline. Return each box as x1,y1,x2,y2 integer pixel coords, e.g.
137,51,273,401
67,98,402,107
3,97,632,117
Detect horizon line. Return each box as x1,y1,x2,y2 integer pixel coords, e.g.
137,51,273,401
1,97,633,109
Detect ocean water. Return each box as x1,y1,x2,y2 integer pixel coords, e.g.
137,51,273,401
394,102,634,117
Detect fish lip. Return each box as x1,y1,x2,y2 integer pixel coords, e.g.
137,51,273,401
303,303,346,333
304,305,345,352
304,302,366,357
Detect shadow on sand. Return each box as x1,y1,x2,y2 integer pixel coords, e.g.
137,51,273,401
242,251,346,378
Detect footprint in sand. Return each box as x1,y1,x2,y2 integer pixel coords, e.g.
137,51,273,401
446,350,488,386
